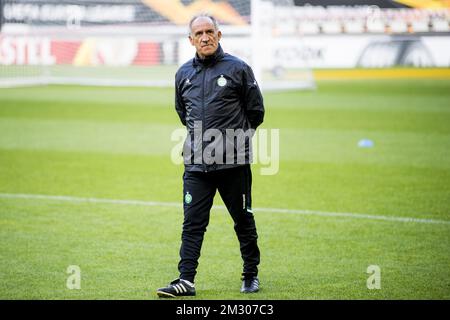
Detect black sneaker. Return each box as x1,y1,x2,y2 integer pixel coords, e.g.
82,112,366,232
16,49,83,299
156,279,196,298
241,276,259,293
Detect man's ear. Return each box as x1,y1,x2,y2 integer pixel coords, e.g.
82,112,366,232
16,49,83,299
217,30,222,41
189,35,194,46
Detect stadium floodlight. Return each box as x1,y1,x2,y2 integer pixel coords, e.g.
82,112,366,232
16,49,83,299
0,0,315,90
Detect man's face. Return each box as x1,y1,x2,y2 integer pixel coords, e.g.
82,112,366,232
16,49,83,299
189,17,222,59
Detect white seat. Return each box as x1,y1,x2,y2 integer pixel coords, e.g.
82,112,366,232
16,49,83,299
344,20,365,34
411,20,429,33
321,21,342,34
299,22,320,35
431,19,449,32
390,20,408,33
366,19,386,33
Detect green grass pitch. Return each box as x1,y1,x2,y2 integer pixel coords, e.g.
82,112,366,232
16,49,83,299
0,78,449,299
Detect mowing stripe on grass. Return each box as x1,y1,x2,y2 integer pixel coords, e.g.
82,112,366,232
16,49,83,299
1,192,449,226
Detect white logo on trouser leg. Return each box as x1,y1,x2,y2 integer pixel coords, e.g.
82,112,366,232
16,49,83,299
185,192,192,204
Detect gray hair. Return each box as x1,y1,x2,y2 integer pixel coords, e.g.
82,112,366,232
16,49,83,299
189,14,220,35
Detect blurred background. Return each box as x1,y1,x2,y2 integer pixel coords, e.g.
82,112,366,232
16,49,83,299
0,0,449,89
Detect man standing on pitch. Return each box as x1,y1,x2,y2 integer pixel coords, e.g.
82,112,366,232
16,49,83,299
157,14,265,298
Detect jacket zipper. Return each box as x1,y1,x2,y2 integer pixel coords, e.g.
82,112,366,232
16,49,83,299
201,67,207,173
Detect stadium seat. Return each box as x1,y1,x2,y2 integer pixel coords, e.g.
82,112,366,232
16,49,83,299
321,20,342,34
431,19,449,32
390,20,408,33
344,20,365,34
366,19,386,33
299,22,320,35
411,20,430,33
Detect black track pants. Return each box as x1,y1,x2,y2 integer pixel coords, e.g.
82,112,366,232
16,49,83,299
178,165,260,283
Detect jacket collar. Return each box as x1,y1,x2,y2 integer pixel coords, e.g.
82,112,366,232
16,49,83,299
193,43,224,67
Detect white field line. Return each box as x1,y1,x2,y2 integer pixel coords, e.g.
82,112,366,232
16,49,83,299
0,192,449,226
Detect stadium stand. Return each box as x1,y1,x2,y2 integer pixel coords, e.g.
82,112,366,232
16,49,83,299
0,0,448,88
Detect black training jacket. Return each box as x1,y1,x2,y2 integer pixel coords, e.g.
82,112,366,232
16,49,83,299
175,44,265,172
